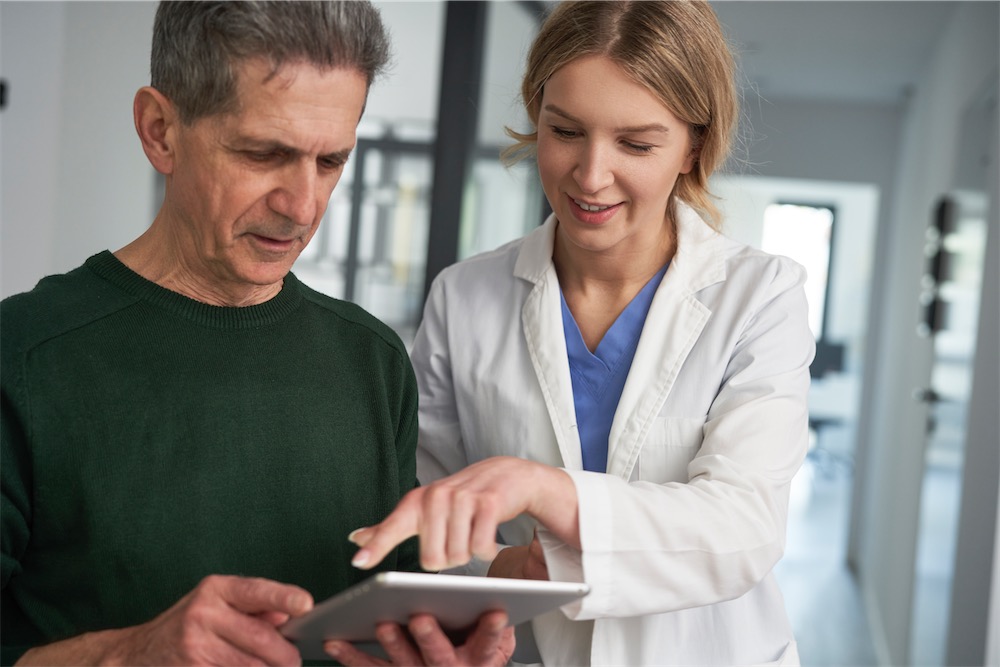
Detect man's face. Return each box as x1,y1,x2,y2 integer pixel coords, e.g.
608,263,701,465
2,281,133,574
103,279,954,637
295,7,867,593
164,59,367,302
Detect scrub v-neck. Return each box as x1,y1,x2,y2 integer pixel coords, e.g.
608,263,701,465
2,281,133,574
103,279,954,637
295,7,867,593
560,262,668,472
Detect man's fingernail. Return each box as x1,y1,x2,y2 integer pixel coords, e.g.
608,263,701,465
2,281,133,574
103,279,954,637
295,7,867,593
297,594,314,612
347,528,365,545
410,618,434,638
351,550,370,568
324,641,341,657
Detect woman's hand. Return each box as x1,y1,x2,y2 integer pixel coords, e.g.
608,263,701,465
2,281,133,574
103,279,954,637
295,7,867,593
348,456,578,572
487,530,549,581
324,610,515,667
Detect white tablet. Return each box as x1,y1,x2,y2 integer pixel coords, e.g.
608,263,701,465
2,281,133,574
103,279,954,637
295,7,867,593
281,571,589,660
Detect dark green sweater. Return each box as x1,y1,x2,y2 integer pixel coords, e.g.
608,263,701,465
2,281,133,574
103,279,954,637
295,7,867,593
1,252,420,664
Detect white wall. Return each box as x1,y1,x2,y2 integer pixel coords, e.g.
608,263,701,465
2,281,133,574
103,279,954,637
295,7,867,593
365,1,444,132
850,2,999,664
1,2,64,298
1,1,157,298
945,68,1000,667
478,1,535,146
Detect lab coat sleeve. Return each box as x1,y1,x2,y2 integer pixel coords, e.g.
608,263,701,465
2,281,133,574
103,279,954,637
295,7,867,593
540,258,814,619
411,275,495,578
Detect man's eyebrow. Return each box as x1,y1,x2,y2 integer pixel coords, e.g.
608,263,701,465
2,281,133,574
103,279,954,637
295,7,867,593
542,103,672,134
319,148,353,163
231,139,353,162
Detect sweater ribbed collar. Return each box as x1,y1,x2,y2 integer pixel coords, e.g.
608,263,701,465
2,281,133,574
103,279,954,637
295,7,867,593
85,251,303,329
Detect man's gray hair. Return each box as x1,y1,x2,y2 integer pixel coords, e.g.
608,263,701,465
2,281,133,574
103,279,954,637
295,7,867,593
151,0,391,124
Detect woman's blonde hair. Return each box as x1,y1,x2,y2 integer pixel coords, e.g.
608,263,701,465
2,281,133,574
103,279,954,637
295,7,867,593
506,0,738,228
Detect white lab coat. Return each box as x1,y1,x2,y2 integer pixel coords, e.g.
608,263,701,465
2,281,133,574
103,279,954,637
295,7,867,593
412,201,814,666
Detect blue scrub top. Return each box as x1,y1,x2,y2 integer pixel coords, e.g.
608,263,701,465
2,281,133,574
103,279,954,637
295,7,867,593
560,263,669,472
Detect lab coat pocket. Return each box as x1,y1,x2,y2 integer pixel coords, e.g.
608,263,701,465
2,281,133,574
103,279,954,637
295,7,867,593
633,416,704,483
754,640,800,666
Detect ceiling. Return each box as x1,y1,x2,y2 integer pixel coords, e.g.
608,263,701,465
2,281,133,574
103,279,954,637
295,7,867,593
708,0,961,106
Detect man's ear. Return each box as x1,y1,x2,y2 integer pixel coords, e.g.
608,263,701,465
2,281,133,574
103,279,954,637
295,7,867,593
133,86,178,175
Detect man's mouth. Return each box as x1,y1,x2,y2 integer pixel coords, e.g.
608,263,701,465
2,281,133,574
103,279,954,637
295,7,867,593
248,233,298,252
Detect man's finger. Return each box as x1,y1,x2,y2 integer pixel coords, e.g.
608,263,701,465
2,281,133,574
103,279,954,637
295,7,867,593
206,599,304,666
376,621,427,665
458,610,510,666
324,639,390,667
407,614,461,666
213,575,313,616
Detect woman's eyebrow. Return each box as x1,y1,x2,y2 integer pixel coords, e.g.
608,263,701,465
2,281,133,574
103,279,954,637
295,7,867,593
615,122,671,134
542,103,671,134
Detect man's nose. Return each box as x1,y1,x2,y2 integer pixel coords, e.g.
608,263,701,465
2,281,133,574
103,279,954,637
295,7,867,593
270,163,322,227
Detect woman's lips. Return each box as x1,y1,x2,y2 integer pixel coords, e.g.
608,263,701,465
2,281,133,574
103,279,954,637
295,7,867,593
568,194,622,224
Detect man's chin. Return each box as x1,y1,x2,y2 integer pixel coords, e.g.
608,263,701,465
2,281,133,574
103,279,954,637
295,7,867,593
234,260,297,291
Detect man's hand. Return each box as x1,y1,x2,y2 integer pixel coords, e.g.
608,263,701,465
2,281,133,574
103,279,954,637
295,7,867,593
348,457,579,572
324,610,515,667
16,575,313,666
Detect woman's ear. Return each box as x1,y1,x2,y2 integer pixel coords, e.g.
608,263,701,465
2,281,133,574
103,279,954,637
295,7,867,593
680,126,704,175
680,145,699,175
133,86,178,175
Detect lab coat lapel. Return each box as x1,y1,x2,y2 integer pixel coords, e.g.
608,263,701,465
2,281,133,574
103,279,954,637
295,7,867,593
515,217,583,470
606,204,728,480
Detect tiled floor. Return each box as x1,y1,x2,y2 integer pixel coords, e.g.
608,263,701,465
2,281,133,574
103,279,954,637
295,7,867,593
775,451,880,667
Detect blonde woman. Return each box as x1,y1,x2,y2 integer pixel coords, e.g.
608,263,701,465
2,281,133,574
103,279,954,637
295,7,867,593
345,1,813,665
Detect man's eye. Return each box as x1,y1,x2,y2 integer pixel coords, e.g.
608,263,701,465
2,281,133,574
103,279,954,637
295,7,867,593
319,158,346,171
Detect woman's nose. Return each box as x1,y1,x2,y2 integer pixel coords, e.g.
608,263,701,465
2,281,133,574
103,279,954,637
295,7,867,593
573,143,615,194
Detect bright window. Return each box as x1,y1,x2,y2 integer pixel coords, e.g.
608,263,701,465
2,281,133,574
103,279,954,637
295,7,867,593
761,203,835,340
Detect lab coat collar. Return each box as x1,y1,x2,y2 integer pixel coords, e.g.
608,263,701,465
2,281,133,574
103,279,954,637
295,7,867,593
513,200,729,476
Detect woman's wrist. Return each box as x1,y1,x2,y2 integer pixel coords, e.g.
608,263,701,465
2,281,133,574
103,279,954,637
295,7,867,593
525,465,581,550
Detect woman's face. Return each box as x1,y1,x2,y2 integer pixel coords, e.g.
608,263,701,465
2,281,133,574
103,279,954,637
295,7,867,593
536,55,695,259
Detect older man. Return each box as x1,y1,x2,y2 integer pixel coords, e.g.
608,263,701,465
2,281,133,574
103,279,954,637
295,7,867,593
1,2,512,665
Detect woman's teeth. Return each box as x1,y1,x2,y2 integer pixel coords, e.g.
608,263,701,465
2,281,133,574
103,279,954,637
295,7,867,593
575,199,611,212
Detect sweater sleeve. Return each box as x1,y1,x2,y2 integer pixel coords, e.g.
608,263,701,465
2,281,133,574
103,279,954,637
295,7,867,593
392,340,424,575
2,345,36,665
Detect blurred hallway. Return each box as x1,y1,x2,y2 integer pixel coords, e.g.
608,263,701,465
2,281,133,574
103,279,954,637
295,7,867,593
777,446,879,667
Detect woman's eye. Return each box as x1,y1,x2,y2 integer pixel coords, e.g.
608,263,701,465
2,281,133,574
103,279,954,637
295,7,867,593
624,141,654,154
551,126,578,139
